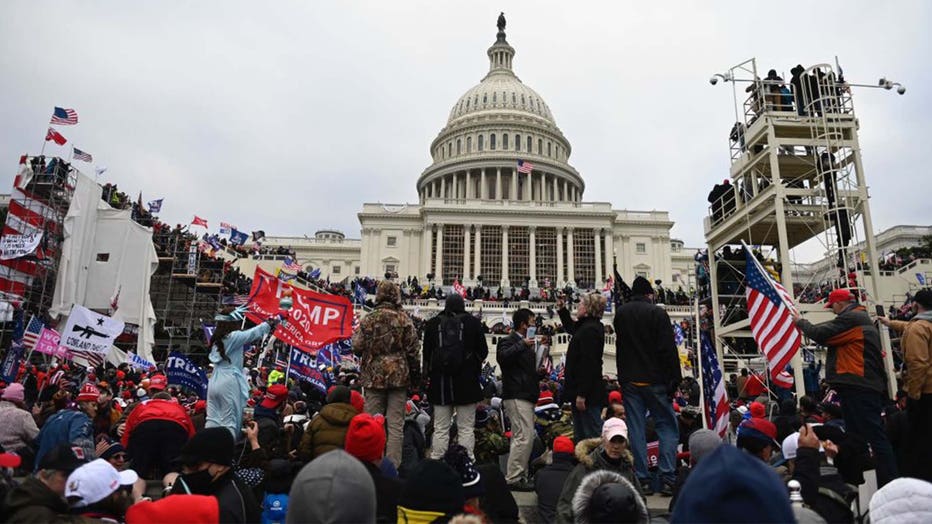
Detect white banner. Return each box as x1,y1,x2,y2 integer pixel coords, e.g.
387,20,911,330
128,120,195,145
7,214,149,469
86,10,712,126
0,232,42,260
60,304,125,356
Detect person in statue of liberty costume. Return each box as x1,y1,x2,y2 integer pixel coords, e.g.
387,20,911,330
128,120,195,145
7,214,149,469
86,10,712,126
205,305,280,436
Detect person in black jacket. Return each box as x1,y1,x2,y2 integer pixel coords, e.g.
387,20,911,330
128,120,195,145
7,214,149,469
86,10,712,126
423,294,489,459
614,276,681,496
496,308,539,491
534,435,577,523
561,292,607,441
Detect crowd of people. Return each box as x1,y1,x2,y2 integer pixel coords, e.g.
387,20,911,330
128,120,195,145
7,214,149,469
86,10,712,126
1,276,929,523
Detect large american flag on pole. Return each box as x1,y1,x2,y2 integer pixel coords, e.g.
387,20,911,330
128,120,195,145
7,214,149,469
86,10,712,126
700,331,729,437
23,315,44,350
50,107,78,126
743,242,801,381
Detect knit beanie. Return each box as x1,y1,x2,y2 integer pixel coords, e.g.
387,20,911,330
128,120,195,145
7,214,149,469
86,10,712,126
399,459,465,515
178,427,235,466
326,385,351,404
632,276,653,296
553,436,575,455
344,413,386,464
350,390,365,414
442,444,484,500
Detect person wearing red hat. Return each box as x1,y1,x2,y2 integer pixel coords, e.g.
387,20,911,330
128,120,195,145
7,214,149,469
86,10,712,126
122,392,196,479
736,417,780,463
793,288,897,487
252,383,289,456
344,413,401,523
534,435,577,523
34,383,99,470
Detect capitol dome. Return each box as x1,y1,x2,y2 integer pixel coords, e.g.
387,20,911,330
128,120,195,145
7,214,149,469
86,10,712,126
417,20,583,204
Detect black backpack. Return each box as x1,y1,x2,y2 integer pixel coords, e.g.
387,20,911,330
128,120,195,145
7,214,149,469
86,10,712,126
433,312,469,374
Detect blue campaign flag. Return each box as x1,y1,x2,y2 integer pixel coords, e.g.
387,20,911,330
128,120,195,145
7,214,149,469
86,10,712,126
287,346,329,394
147,198,163,213
166,351,209,399
673,323,685,346
202,323,216,343
309,268,321,280
918,273,927,286
11,309,24,344
354,282,367,305
1,343,25,383
230,229,248,246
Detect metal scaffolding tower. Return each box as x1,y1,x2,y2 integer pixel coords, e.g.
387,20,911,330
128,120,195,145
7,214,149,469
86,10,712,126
706,58,898,399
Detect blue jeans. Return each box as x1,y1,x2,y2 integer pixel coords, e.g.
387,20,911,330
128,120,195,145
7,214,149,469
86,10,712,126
836,386,898,487
623,383,679,483
572,403,604,442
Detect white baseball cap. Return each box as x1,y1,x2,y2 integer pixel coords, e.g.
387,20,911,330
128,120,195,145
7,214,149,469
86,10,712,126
65,459,138,507
603,417,629,442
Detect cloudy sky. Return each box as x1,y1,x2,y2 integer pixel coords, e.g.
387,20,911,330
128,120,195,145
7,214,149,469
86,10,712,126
1,1,928,262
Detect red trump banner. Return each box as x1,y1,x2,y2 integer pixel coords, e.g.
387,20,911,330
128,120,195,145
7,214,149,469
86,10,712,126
245,267,353,354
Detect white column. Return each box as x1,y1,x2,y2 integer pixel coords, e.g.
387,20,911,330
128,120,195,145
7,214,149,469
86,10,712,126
435,224,444,283
529,226,538,288
466,171,472,199
463,225,471,282
495,168,502,200
473,226,482,284
604,229,615,280
567,227,576,287
440,177,446,199
594,228,603,286
562,180,567,202
511,169,518,200
422,224,432,278
481,168,488,199
501,225,510,288
556,227,564,286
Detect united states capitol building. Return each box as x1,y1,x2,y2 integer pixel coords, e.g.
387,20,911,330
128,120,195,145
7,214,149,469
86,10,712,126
262,20,697,292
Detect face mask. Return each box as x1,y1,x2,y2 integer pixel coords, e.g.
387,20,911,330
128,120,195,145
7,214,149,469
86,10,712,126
176,469,215,495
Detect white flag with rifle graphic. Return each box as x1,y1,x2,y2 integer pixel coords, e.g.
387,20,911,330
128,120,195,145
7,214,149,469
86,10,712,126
60,304,125,356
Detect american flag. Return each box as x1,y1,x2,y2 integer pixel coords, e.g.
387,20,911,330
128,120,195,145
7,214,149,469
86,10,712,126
452,279,466,297
743,244,801,382
50,107,78,125
517,159,534,173
73,148,93,162
222,294,250,306
282,257,302,272
23,315,44,350
700,331,729,437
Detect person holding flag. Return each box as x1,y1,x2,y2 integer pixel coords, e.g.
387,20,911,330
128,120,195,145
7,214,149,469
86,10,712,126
205,306,280,437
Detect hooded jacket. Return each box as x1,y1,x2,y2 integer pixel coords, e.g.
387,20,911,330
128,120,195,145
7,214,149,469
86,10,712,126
562,316,606,405
535,452,577,524
0,400,39,453
422,297,489,406
4,476,86,524
886,311,932,398
33,409,94,472
796,304,886,393
613,296,681,386
555,438,637,524
121,398,196,448
286,450,376,524
352,293,421,390
298,401,357,462
869,477,932,524
571,469,649,524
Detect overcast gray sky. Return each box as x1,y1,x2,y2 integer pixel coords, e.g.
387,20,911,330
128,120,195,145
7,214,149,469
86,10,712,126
1,1,928,262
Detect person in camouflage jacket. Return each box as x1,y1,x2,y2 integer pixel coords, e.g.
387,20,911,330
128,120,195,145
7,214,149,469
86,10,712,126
473,407,509,467
352,280,420,466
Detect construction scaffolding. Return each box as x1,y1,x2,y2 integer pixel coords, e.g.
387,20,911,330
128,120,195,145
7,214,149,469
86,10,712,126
705,58,895,398
0,156,77,348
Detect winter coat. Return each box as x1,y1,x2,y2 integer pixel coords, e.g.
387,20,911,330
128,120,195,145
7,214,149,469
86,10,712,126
477,462,520,523
4,476,87,524
121,398,196,448
352,302,421,390
0,400,39,453
422,310,489,406
555,438,637,524
33,410,94,471
613,296,681,387
171,470,261,524
362,461,402,524
496,332,539,403
886,312,932,398
796,304,886,393
869,477,932,524
793,447,855,523
399,418,425,479
297,402,357,462
571,469,648,524
535,452,577,524
562,317,605,405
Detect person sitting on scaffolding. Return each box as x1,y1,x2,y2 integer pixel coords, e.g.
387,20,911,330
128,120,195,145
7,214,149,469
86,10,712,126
205,306,281,437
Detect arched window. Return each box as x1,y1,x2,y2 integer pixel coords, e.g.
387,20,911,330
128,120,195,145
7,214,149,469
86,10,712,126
512,92,516,104
478,135,484,151
448,142,453,157
456,139,462,154
538,139,543,155
547,142,551,157
483,93,487,104
474,94,479,106
503,133,509,149
467,136,472,152
493,92,497,103
490,133,496,150
521,94,525,105
466,99,470,109
515,134,521,151
527,136,532,152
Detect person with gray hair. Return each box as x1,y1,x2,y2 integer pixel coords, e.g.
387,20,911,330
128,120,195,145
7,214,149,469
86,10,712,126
561,292,607,441
668,428,723,510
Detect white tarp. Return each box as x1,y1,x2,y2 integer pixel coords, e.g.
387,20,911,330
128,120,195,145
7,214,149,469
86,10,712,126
60,304,125,356
50,173,159,362
0,232,43,260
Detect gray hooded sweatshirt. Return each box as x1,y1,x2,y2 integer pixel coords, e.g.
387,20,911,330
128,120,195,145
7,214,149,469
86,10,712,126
286,450,376,524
